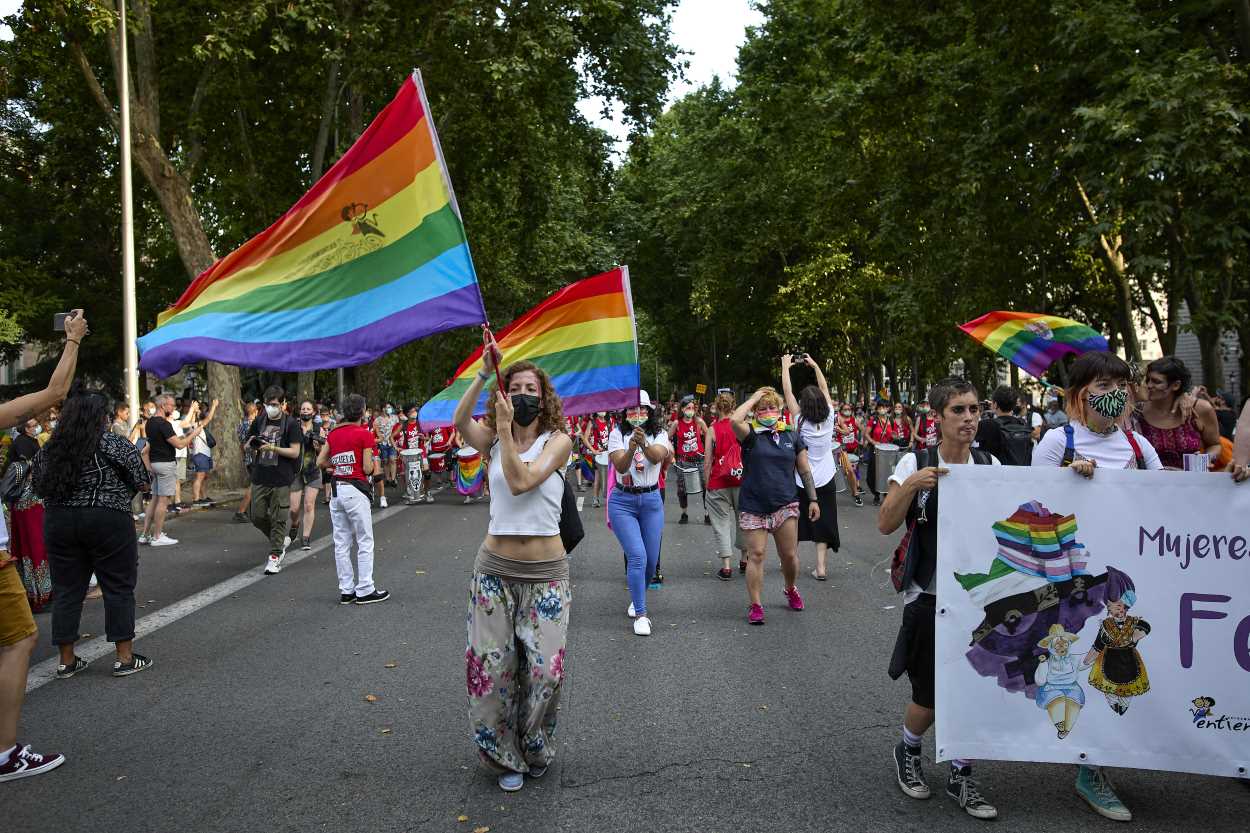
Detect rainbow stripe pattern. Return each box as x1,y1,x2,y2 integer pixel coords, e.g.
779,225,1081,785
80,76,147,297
137,70,486,377
418,267,639,429
454,453,485,496
958,311,1108,378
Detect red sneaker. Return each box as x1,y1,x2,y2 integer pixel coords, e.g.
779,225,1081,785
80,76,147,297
784,585,805,611
748,603,765,625
0,744,66,782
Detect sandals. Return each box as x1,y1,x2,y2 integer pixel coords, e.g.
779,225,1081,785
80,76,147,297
810,569,827,581
717,567,733,581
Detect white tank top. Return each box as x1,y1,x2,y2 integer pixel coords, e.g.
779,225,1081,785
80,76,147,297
487,431,563,537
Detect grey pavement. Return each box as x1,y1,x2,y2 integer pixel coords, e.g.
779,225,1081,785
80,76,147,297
7,483,1250,832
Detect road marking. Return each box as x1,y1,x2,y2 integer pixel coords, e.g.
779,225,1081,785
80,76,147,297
576,496,585,512
25,504,409,694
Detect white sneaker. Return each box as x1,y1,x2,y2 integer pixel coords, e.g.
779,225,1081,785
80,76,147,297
463,496,472,504
149,534,178,547
425,494,434,504
380,496,388,508
264,552,284,575
627,602,637,619
137,533,150,545
633,615,652,636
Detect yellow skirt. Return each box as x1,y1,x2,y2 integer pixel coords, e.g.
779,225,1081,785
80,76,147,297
1088,649,1150,698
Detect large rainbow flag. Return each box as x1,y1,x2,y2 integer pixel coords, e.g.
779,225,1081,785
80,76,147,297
137,70,487,377
418,267,639,429
958,311,1108,378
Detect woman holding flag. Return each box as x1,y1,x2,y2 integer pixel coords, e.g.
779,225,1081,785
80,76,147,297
456,332,574,794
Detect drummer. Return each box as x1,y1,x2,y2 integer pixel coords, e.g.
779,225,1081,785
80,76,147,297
669,395,710,526
581,411,615,509
397,404,433,505
427,423,458,491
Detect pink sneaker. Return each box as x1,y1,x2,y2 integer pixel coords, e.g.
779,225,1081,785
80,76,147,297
748,603,765,625
784,585,805,611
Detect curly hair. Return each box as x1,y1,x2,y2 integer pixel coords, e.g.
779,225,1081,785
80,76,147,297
484,361,566,436
755,387,783,412
714,392,736,415
32,384,111,503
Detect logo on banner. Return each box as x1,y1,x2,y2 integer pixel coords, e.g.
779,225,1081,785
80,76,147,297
1188,697,1250,734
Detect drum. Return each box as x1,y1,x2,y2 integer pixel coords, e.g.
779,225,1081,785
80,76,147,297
873,443,903,495
400,448,424,502
428,451,447,473
455,447,484,496
594,451,609,467
674,461,703,496
833,465,848,493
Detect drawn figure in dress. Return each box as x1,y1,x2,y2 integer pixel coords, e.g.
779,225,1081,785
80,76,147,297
1082,566,1150,715
1191,696,1215,723
1034,624,1085,739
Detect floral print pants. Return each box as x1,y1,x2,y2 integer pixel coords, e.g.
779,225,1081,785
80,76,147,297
466,573,571,774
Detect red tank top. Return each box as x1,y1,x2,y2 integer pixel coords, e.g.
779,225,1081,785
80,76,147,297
591,417,612,451
1136,416,1202,469
837,417,860,451
868,416,895,444
674,417,704,460
430,426,453,452
707,419,743,489
915,415,938,448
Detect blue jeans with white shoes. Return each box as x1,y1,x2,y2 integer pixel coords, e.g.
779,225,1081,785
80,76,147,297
608,489,664,616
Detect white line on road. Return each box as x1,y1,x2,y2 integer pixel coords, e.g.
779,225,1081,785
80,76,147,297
25,504,410,693
576,496,585,512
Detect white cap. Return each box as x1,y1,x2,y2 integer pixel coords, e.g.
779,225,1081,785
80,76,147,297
638,390,653,409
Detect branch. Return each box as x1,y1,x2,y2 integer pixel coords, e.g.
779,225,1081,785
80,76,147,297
184,59,216,180
132,0,160,137
69,39,120,132
1073,176,1121,268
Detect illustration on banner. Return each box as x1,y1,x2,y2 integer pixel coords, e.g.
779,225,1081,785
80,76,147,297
955,501,1150,740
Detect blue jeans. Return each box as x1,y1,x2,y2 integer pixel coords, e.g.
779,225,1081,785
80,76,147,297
608,489,664,616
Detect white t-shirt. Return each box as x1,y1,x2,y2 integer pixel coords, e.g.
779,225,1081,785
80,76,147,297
1032,422,1163,471
172,418,187,459
794,417,836,488
191,423,211,457
889,447,1002,604
607,427,672,488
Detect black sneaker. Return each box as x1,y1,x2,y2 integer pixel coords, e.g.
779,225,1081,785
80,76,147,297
56,657,88,679
894,741,930,799
678,513,689,525
703,514,711,525
853,495,864,507
301,536,312,551
112,654,153,677
339,593,355,605
872,494,881,506
355,589,391,605
946,765,998,819
192,499,212,507
233,512,249,523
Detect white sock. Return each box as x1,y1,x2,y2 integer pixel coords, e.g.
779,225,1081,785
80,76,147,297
1,744,16,762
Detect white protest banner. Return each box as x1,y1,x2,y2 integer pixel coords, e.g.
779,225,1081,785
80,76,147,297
935,465,1250,779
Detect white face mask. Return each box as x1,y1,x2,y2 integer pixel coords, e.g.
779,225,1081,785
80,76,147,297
170,411,180,421
265,404,282,420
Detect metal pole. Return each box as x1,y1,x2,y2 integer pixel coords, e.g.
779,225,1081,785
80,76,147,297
118,0,140,426
337,367,345,410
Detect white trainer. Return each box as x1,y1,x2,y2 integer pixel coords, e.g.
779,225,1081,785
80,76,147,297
149,534,177,547
380,496,388,508
627,602,637,619
264,552,284,575
633,615,652,636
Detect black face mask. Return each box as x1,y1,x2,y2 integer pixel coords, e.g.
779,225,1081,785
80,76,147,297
511,394,541,427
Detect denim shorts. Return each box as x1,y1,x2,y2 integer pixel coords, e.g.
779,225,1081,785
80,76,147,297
191,452,214,473
378,444,397,462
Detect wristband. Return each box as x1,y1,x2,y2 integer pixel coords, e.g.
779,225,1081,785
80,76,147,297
67,339,81,346
475,369,490,382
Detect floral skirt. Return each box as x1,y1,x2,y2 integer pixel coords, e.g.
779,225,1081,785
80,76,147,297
10,504,51,613
466,572,571,774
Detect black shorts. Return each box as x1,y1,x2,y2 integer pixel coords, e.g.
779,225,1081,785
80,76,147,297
888,593,935,709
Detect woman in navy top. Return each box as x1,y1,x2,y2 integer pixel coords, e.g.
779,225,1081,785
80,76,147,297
730,386,819,625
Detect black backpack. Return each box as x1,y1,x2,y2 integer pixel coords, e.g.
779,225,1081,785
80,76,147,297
995,415,1034,466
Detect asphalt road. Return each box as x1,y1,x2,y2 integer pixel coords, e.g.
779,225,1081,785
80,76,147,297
7,482,1250,832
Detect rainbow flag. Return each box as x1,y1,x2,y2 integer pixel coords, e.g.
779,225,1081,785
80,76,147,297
418,267,639,429
958,311,1108,378
137,70,486,377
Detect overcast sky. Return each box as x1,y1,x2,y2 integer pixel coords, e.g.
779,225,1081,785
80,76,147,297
0,0,763,142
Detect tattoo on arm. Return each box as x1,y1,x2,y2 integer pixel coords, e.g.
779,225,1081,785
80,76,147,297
800,469,817,502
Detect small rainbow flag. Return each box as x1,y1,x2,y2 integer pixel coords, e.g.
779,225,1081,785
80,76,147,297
418,268,639,429
138,70,486,377
958,311,1108,378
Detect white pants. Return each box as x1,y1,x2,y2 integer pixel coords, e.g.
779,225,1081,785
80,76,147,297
330,486,375,596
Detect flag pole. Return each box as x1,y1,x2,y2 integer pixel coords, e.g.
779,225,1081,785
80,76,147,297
118,0,140,426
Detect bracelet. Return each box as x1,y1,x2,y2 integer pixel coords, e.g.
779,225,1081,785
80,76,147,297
67,339,81,346
475,369,490,382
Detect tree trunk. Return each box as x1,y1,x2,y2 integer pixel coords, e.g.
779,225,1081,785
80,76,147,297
1074,178,1141,362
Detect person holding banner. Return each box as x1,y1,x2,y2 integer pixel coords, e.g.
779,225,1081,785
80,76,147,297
456,337,573,793
879,377,999,820
1233,400,1250,482
1032,350,1163,822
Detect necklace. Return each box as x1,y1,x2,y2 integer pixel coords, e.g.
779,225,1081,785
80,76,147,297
1088,421,1118,436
